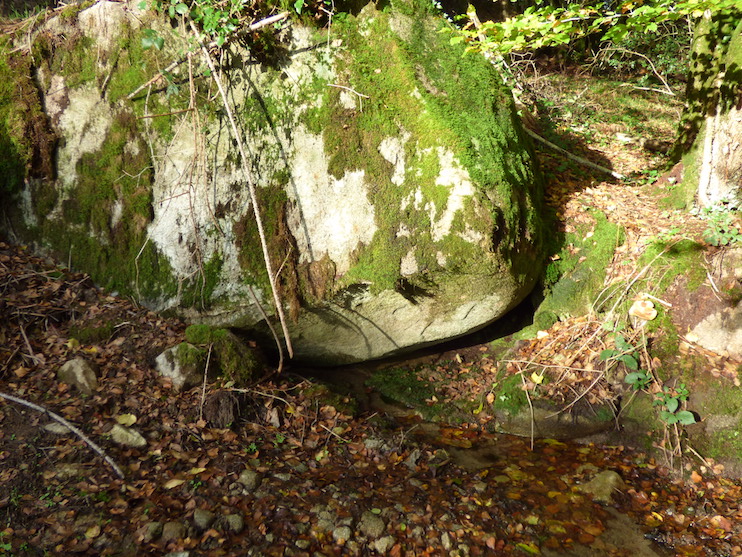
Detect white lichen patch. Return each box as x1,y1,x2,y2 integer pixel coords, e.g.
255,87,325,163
396,223,411,238
339,89,357,110
78,1,133,54
288,127,377,274
400,186,424,211
148,120,244,279
378,132,410,186
400,249,418,276
55,85,113,189
430,147,475,242
110,200,123,230
20,183,38,228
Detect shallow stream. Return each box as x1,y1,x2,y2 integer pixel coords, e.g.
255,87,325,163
298,357,670,557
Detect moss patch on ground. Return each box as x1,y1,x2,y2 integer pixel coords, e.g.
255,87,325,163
530,209,624,332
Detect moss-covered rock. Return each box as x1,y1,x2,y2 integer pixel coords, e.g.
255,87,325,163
185,325,264,386
0,0,545,365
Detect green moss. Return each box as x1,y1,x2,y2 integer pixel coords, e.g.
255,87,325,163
181,253,224,309
0,39,56,197
298,1,543,294
638,239,706,292
708,428,742,461
366,366,448,420
302,383,359,417
69,323,114,344
234,181,303,318
176,342,207,366
491,372,527,416
185,324,228,344
535,210,624,323
184,325,262,386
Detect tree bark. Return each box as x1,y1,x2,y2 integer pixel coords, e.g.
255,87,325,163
671,12,742,209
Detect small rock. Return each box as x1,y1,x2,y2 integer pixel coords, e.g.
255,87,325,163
223,514,244,534
404,449,421,470
332,525,352,543
579,470,626,503
164,553,190,557
155,343,205,392
192,508,215,530
472,481,487,493
442,531,451,550
58,357,98,395
139,522,162,543
238,469,262,491
295,539,310,549
316,518,334,532
273,472,292,482
373,535,395,553
161,521,186,542
54,463,85,480
44,422,71,435
109,424,147,448
359,511,385,539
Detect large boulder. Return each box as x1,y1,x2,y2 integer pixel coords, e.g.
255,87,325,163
0,0,544,364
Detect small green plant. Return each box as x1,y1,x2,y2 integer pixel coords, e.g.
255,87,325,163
247,441,258,453
189,479,203,492
140,28,164,50
699,206,741,247
40,486,62,508
654,383,696,425
0,531,10,552
624,369,653,391
273,433,286,447
600,333,640,371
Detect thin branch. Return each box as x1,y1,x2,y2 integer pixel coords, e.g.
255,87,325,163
189,19,293,361
137,108,194,119
523,127,625,180
0,392,125,479
127,12,290,100
604,47,675,96
519,372,535,451
19,323,40,365
319,422,351,443
198,344,213,422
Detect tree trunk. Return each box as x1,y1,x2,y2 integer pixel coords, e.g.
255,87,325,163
671,11,742,209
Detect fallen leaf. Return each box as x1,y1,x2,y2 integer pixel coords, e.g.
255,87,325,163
116,414,137,426
164,478,185,489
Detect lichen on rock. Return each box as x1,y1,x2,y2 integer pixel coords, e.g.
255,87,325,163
1,0,546,365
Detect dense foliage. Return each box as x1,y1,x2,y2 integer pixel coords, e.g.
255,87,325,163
448,0,740,56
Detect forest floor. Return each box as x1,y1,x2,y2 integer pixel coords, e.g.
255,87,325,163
1,72,742,556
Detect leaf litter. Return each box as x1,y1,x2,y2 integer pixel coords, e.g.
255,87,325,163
1,238,741,556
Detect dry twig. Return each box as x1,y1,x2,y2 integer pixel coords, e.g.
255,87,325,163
0,392,125,479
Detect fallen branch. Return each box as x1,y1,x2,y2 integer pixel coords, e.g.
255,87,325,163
523,127,625,180
0,392,125,479
189,18,294,362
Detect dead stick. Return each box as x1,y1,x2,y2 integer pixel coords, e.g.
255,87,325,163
0,391,125,479
127,11,290,100
189,18,294,360
524,127,625,180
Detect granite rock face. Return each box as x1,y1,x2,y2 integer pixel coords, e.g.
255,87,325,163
1,0,544,364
